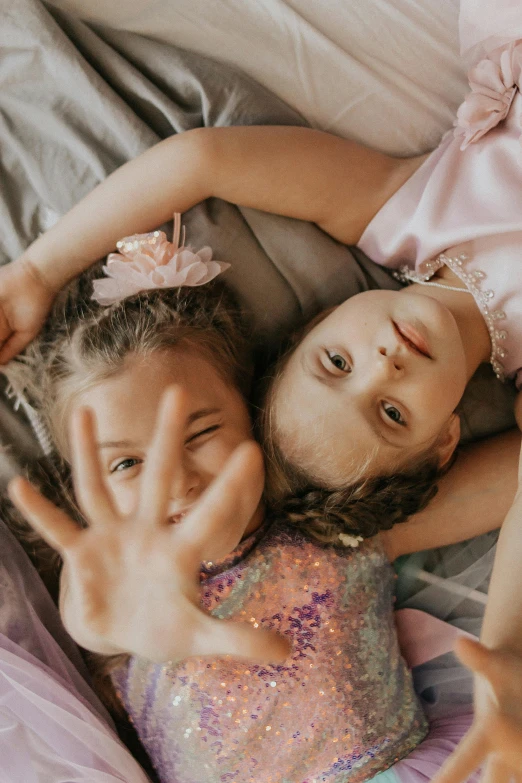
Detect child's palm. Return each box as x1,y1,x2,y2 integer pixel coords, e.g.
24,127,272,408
9,389,289,665
63,522,205,662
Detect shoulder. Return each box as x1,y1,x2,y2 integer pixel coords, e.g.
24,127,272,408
262,520,390,573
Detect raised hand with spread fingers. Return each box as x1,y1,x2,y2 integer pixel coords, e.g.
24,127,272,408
8,387,290,666
432,637,522,783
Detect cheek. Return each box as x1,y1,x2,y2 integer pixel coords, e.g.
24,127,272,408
107,481,139,516
198,431,250,477
413,370,464,428
433,364,467,409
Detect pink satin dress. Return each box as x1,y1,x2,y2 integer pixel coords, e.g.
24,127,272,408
358,0,522,387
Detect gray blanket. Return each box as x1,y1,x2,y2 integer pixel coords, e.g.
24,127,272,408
0,0,516,485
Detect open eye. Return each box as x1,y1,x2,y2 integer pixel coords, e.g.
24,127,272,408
111,457,142,474
326,351,351,374
382,403,406,426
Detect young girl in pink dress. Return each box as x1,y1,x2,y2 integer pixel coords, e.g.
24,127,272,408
3,221,520,783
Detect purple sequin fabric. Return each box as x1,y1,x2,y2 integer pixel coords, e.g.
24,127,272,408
112,522,427,782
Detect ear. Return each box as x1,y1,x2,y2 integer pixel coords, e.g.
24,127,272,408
437,413,461,468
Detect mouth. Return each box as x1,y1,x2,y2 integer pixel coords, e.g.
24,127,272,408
168,509,191,525
393,320,432,359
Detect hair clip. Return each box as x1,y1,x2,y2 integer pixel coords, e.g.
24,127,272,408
92,213,230,306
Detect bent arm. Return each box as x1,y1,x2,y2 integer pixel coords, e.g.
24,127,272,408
21,126,423,292
382,427,520,561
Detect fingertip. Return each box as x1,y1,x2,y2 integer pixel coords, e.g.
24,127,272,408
69,405,95,439
269,632,292,663
233,439,264,470
7,474,27,501
454,636,491,674
164,384,186,407
75,405,93,422
7,473,37,503
159,385,189,427
250,629,292,665
224,441,265,500
237,624,291,665
454,635,480,656
0,335,23,365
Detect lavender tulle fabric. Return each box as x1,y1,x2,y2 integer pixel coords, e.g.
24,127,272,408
0,518,151,782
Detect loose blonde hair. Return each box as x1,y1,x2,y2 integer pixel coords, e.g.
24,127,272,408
24,267,252,456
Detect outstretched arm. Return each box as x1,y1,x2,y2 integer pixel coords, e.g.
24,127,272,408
23,127,420,291
0,127,423,361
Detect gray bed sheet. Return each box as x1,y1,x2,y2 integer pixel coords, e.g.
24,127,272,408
0,0,516,488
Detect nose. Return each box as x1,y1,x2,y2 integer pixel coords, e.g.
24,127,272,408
377,344,404,373
362,345,404,388
168,457,201,506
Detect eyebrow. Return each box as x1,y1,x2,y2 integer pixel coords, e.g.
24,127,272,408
97,407,222,449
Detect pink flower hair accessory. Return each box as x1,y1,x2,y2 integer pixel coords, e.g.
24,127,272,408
92,213,230,306
454,41,522,150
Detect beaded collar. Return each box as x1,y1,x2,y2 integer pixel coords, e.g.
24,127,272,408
394,250,508,380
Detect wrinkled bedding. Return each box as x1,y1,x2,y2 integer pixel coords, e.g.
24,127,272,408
48,0,467,157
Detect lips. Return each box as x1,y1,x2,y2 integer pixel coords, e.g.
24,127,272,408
393,321,432,359
168,509,191,525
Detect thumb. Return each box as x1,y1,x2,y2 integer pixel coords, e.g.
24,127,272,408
0,330,35,364
179,441,265,563
194,615,291,664
454,637,492,676
454,637,509,702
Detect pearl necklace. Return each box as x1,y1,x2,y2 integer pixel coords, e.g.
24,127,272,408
415,278,472,294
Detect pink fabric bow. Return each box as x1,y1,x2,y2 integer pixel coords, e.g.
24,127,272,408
92,214,230,306
454,41,522,149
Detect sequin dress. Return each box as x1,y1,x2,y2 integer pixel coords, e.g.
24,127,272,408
358,0,522,387
111,520,428,783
